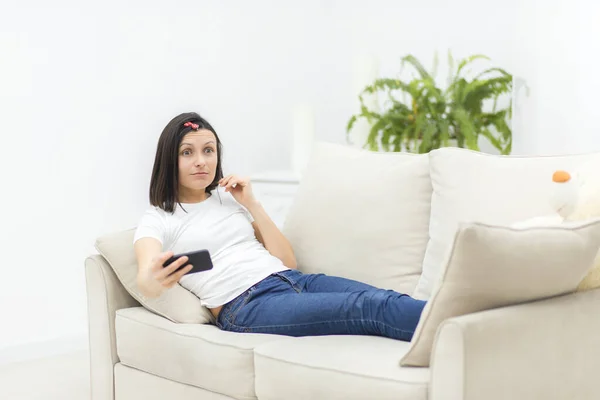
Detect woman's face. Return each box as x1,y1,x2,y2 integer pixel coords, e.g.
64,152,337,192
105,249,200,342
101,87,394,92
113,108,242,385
177,129,218,198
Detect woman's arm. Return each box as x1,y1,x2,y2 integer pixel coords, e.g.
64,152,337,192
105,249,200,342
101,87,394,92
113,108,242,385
247,201,298,269
134,237,193,298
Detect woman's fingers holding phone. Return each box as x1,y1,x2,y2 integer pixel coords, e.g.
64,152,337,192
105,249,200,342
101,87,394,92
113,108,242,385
151,251,174,271
162,264,193,288
156,254,189,280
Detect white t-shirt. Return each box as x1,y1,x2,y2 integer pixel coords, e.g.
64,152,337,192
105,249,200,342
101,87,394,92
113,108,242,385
133,187,288,308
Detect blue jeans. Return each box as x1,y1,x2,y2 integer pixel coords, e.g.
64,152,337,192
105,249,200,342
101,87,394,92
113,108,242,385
215,269,426,342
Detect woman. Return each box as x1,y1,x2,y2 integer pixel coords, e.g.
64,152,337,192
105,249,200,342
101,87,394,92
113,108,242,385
134,112,426,341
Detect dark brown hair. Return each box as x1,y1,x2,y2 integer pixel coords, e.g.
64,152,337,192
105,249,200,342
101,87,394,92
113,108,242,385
149,112,223,213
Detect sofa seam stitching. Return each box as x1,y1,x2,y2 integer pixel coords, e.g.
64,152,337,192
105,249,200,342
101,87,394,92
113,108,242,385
116,313,271,352
116,362,257,400
254,352,428,387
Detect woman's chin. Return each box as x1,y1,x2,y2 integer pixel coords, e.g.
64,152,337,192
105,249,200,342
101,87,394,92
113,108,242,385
181,183,210,193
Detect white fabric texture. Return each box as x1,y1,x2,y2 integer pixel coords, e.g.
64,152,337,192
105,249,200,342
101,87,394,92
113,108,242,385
401,219,600,367
115,364,236,400
282,141,432,295
85,255,142,400
414,147,600,300
429,288,600,400
134,186,288,308
115,307,289,400
254,335,429,400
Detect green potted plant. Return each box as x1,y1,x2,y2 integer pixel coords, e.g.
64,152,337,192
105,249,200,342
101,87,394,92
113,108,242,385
347,52,514,154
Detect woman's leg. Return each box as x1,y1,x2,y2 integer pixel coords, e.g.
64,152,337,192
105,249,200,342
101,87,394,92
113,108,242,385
217,273,426,342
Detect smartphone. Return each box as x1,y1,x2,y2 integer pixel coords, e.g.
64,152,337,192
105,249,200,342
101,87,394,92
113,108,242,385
163,249,213,275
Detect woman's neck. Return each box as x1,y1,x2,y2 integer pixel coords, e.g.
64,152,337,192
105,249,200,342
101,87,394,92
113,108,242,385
178,189,210,204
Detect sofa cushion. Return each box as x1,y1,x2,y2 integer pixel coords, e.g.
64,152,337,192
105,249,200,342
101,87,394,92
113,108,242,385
96,228,214,324
254,335,429,400
401,219,600,367
115,363,233,400
282,141,432,296
414,147,600,299
115,307,290,400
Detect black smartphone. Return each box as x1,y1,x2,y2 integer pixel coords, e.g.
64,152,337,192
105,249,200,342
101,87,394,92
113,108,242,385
163,249,213,275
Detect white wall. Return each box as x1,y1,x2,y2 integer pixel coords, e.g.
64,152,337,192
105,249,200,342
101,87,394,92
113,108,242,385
512,0,600,155
0,0,518,357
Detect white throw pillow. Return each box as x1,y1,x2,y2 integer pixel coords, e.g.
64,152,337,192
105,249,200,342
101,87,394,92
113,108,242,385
96,229,214,324
414,148,600,300
401,219,600,367
282,142,432,295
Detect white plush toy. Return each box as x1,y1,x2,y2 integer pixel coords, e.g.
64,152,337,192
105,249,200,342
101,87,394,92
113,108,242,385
510,169,579,229
513,164,600,291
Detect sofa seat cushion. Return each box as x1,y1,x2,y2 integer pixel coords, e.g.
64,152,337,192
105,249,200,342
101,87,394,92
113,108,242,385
115,307,291,400
253,335,429,400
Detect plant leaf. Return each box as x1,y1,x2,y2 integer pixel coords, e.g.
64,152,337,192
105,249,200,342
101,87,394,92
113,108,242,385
452,108,479,150
346,115,357,134
447,49,455,88
348,52,514,156
418,122,436,153
401,55,432,81
502,136,512,155
462,76,512,113
456,54,490,77
473,67,511,81
438,119,450,147
367,118,387,151
392,133,403,152
381,121,394,152
481,128,503,151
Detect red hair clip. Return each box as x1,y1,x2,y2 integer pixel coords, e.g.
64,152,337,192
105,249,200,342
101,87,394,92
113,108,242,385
183,122,200,130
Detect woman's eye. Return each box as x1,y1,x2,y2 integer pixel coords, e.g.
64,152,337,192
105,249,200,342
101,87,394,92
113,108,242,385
205,148,214,153
182,149,192,156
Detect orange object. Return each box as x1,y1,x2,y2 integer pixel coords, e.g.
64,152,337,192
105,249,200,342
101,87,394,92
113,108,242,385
553,170,571,183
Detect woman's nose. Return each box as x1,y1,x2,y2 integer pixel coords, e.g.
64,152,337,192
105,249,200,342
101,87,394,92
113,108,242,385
195,155,206,167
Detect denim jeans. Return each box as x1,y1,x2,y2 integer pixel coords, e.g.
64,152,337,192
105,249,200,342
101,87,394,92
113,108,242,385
215,269,427,342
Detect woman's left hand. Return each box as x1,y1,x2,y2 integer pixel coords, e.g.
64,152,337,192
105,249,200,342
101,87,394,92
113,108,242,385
219,174,257,208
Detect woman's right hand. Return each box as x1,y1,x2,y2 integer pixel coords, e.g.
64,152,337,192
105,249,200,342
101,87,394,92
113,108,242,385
136,251,193,298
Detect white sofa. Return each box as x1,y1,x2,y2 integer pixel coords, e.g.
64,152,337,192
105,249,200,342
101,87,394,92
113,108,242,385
85,145,600,400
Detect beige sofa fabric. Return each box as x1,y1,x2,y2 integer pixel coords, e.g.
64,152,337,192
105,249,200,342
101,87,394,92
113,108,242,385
115,363,235,400
95,228,214,324
85,255,141,400
416,147,600,299
429,288,600,400
282,141,432,296
115,307,290,400
401,220,600,367
254,335,429,400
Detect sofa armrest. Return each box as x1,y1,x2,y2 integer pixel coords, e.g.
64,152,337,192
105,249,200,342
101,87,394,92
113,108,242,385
429,288,600,400
85,254,140,400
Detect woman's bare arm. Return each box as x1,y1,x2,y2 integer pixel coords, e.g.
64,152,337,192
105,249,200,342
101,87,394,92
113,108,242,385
134,237,192,297
248,202,298,269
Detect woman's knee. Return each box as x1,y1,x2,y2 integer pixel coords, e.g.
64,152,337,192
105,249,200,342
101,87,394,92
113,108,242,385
357,289,421,314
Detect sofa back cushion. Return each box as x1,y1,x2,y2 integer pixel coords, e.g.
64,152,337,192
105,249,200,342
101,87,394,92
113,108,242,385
413,148,600,299
282,142,432,295
95,228,214,324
